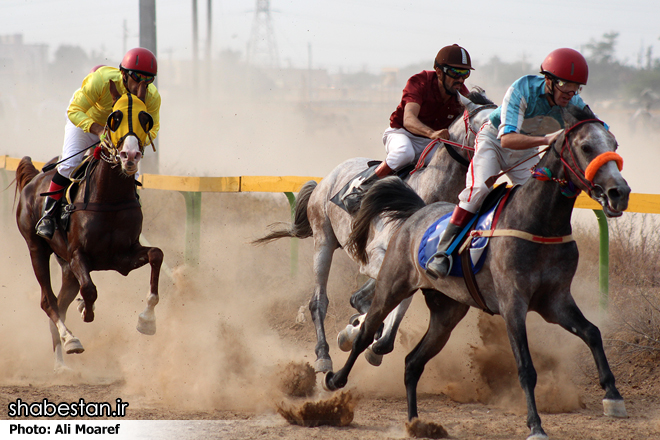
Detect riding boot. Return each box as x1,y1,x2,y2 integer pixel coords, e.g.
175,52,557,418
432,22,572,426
35,171,71,240
342,161,393,214
35,196,59,239
425,206,475,279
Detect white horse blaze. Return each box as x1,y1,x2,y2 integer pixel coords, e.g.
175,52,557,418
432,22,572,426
119,136,142,175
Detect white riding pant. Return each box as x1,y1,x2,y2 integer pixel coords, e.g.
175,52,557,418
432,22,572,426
382,127,437,171
57,118,99,179
458,120,541,213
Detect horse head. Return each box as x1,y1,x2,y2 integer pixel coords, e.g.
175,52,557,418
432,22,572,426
557,105,630,217
103,80,154,176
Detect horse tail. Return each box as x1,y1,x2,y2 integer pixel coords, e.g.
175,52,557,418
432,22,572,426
14,156,40,197
252,180,317,245
347,176,425,264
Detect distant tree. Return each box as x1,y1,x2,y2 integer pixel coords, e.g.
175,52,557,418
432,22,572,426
584,32,619,64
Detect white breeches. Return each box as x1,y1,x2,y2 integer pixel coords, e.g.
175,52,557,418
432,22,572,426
458,121,541,213
57,118,99,179
382,127,437,171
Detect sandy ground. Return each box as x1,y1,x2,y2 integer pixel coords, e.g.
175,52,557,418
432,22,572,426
1,185,659,440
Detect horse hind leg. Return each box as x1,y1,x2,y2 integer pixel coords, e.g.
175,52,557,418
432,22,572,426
52,261,85,371
135,246,163,336
404,290,468,421
537,294,626,418
31,252,83,371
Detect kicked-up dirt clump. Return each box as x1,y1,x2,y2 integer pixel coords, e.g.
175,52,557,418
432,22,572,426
405,418,449,439
276,361,316,397
276,390,358,427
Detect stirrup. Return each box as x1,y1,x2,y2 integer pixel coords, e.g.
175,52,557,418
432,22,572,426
425,252,453,279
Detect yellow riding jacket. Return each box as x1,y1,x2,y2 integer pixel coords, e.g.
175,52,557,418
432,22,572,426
67,66,160,140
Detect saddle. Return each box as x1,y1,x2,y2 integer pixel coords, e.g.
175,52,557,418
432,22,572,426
330,161,416,214
417,183,516,314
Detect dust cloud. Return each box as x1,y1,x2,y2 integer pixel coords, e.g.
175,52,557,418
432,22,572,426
0,60,656,421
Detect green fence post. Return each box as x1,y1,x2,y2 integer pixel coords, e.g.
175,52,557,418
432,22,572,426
181,191,202,267
284,191,298,276
593,209,609,311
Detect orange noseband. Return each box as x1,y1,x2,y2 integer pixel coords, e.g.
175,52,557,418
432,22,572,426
584,152,623,182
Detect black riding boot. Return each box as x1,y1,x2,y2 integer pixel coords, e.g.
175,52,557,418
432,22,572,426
341,168,379,215
35,197,59,239
341,162,393,215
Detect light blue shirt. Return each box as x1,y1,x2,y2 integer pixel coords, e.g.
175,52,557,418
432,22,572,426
489,75,587,138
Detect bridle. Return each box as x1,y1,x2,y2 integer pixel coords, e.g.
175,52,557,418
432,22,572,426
531,118,623,198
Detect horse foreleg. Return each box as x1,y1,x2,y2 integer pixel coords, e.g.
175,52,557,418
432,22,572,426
404,290,469,421
69,252,97,323
136,247,163,336
501,297,547,440
370,295,414,356
349,278,376,314
325,257,416,391
538,293,626,418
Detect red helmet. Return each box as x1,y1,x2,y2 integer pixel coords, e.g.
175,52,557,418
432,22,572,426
435,44,473,70
120,47,157,76
540,48,588,85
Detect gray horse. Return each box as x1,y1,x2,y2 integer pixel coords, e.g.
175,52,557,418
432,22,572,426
255,89,496,372
324,105,630,440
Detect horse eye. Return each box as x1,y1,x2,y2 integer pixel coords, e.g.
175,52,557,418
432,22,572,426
582,144,593,155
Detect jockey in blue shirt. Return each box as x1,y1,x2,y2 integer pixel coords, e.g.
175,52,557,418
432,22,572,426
426,48,591,278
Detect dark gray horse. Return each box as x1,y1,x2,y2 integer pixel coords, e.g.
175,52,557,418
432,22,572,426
255,90,496,372
324,105,630,439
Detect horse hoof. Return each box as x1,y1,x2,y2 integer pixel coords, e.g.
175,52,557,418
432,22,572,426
137,315,156,335
314,358,333,373
527,434,549,440
337,324,359,352
64,338,84,354
603,399,628,418
322,371,336,392
364,347,383,367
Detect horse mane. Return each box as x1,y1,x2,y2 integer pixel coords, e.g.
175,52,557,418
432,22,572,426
566,104,597,121
466,86,495,106
347,177,425,264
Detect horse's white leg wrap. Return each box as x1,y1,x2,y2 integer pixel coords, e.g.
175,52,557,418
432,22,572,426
603,399,627,418
55,318,84,355
337,314,365,352
137,293,158,335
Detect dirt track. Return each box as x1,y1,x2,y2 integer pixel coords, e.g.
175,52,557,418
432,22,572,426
1,187,659,440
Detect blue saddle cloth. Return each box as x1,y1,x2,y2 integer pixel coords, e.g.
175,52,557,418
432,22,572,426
418,205,497,277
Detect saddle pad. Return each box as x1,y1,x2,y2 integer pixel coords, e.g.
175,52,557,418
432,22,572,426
418,204,496,277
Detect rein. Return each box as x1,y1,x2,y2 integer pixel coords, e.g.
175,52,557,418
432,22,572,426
410,104,496,175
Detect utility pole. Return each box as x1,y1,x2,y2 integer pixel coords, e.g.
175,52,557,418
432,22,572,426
247,0,279,68
139,0,159,174
192,0,199,90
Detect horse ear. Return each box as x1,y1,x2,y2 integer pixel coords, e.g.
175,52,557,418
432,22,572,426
107,110,123,132
137,81,147,102
109,80,121,102
138,111,154,133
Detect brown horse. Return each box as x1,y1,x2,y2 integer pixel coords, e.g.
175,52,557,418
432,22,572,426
15,81,163,371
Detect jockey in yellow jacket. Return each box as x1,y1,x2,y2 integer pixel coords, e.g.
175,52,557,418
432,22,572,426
36,47,161,240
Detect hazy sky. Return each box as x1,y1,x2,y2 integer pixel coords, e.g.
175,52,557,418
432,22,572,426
2,0,659,73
